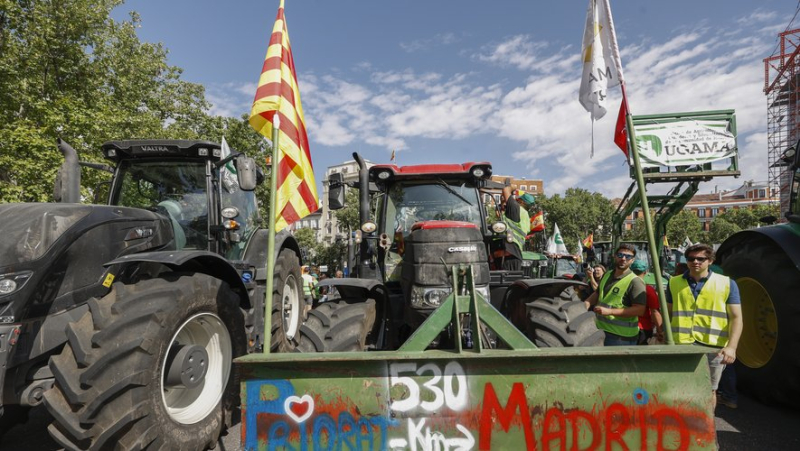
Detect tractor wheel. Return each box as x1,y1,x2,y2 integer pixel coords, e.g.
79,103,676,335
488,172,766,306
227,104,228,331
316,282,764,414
44,273,245,450
527,289,605,347
296,300,376,352
720,237,800,407
270,249,304,352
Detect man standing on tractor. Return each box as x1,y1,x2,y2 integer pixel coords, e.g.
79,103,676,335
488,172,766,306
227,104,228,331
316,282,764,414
667,243,743,410
584,243,647,346
492,185,535,270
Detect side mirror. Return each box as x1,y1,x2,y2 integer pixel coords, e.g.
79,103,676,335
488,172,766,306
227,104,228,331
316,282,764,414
328,172,345,210
236,156,258,191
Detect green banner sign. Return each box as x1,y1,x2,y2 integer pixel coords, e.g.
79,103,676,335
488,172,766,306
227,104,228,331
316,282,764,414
632,111,737,168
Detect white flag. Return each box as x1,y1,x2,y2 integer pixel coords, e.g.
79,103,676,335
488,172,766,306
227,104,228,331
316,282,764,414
547,223,569,255
579,0,624,120
678,236,693,254
220,136,239,193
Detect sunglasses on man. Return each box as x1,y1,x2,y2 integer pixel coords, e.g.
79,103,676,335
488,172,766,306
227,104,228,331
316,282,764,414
615,253,635,260
686,256,709,263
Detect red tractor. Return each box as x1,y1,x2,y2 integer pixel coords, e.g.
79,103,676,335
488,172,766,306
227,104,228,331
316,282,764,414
312,153,603,352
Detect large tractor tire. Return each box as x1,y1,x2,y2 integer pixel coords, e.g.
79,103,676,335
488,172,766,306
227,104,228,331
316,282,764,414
44,273,246,450
269,249,304,352
296,300,376,352
505,286,604,347
720,238,800,408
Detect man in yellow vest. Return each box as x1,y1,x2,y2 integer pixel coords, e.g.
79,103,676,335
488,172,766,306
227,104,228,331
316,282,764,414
667,243,742,410
492,185,533,271
301,265,316,316
583,243,646,345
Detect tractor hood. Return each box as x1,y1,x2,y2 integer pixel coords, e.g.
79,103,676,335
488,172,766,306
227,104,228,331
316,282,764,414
0,203,94,265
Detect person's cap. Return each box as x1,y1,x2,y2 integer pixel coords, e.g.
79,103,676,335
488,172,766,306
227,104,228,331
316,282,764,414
518,193,536,206
630,260,647,274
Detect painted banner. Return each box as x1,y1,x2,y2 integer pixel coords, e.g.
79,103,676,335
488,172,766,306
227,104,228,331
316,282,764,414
633,117,737,168
238,348,716,450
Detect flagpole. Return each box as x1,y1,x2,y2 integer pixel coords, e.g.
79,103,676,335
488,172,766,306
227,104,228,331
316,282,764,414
263,114,280,354
622,83,673,345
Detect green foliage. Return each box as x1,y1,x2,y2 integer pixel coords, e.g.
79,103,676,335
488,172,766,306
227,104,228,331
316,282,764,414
0,1,212,203
717,204,780,230
334,188,362,233
666,210,703,245
313,240,347,275
293,227,317,257
538,188,615,250
622,218,647,241
706,217,740,245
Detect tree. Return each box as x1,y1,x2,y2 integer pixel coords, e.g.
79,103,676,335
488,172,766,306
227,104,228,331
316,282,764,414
537,188,615,251
0,1,211,203
666,210,703,247
334,188,362,233
293,227,318,261
314,240,347,275
717,204,780,230
707,217,741,245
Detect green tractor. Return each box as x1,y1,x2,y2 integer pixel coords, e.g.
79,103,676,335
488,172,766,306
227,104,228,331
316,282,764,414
716,142,800,408
0,140,305,448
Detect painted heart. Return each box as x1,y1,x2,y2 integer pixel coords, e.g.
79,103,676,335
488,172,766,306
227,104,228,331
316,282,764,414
284,394,314,423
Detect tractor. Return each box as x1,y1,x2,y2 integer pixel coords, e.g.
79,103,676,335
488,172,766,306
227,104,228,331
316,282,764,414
309,153,603,352
237,152,720,450
716,139,800,409
0,139,305,449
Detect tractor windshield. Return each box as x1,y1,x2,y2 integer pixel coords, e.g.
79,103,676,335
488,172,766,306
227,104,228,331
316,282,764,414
113,160,209,250
383,181,483,238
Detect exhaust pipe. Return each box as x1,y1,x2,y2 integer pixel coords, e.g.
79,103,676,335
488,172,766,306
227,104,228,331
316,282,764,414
353,152,373,278
54,139,81,203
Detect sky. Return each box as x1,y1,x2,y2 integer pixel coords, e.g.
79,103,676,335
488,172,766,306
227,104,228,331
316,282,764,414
113,0,798,199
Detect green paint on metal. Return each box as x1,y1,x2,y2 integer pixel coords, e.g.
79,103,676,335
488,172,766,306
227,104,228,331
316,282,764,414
398,265,536,352
238,346,717,450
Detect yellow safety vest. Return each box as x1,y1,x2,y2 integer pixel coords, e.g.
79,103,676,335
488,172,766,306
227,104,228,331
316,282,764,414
302,274,313,297
669,272,731,347
595,271,639,337
506,208,530,253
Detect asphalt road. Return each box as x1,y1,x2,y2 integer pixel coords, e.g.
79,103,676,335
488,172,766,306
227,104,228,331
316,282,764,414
2,392,799,450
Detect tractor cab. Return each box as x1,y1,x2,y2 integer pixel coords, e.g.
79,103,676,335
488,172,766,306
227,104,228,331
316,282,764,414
101,140,261,260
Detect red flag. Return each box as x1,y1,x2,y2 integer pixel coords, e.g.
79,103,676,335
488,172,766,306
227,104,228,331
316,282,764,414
614,91,629,157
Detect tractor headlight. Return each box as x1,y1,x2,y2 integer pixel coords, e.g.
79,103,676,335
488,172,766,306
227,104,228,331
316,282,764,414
410,285,491,308
410,287,451,309
361,221,377,233
221,207,240,219
506,231,514,243
491,222,507,233
0,271,33,296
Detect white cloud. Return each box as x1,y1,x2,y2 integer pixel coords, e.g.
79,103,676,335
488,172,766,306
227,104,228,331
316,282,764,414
400,32,460,53
208,9,782,198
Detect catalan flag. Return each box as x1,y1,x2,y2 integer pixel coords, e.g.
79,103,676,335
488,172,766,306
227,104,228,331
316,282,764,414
250,0,318,232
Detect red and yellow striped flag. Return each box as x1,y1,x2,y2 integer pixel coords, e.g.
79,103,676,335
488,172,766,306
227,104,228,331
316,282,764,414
250,0,318,232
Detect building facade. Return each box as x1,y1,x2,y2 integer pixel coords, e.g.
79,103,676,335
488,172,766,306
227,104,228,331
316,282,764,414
317,159,374,244
621,181,778,232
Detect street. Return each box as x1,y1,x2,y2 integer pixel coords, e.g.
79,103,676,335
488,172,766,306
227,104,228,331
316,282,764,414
2,391,798,450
